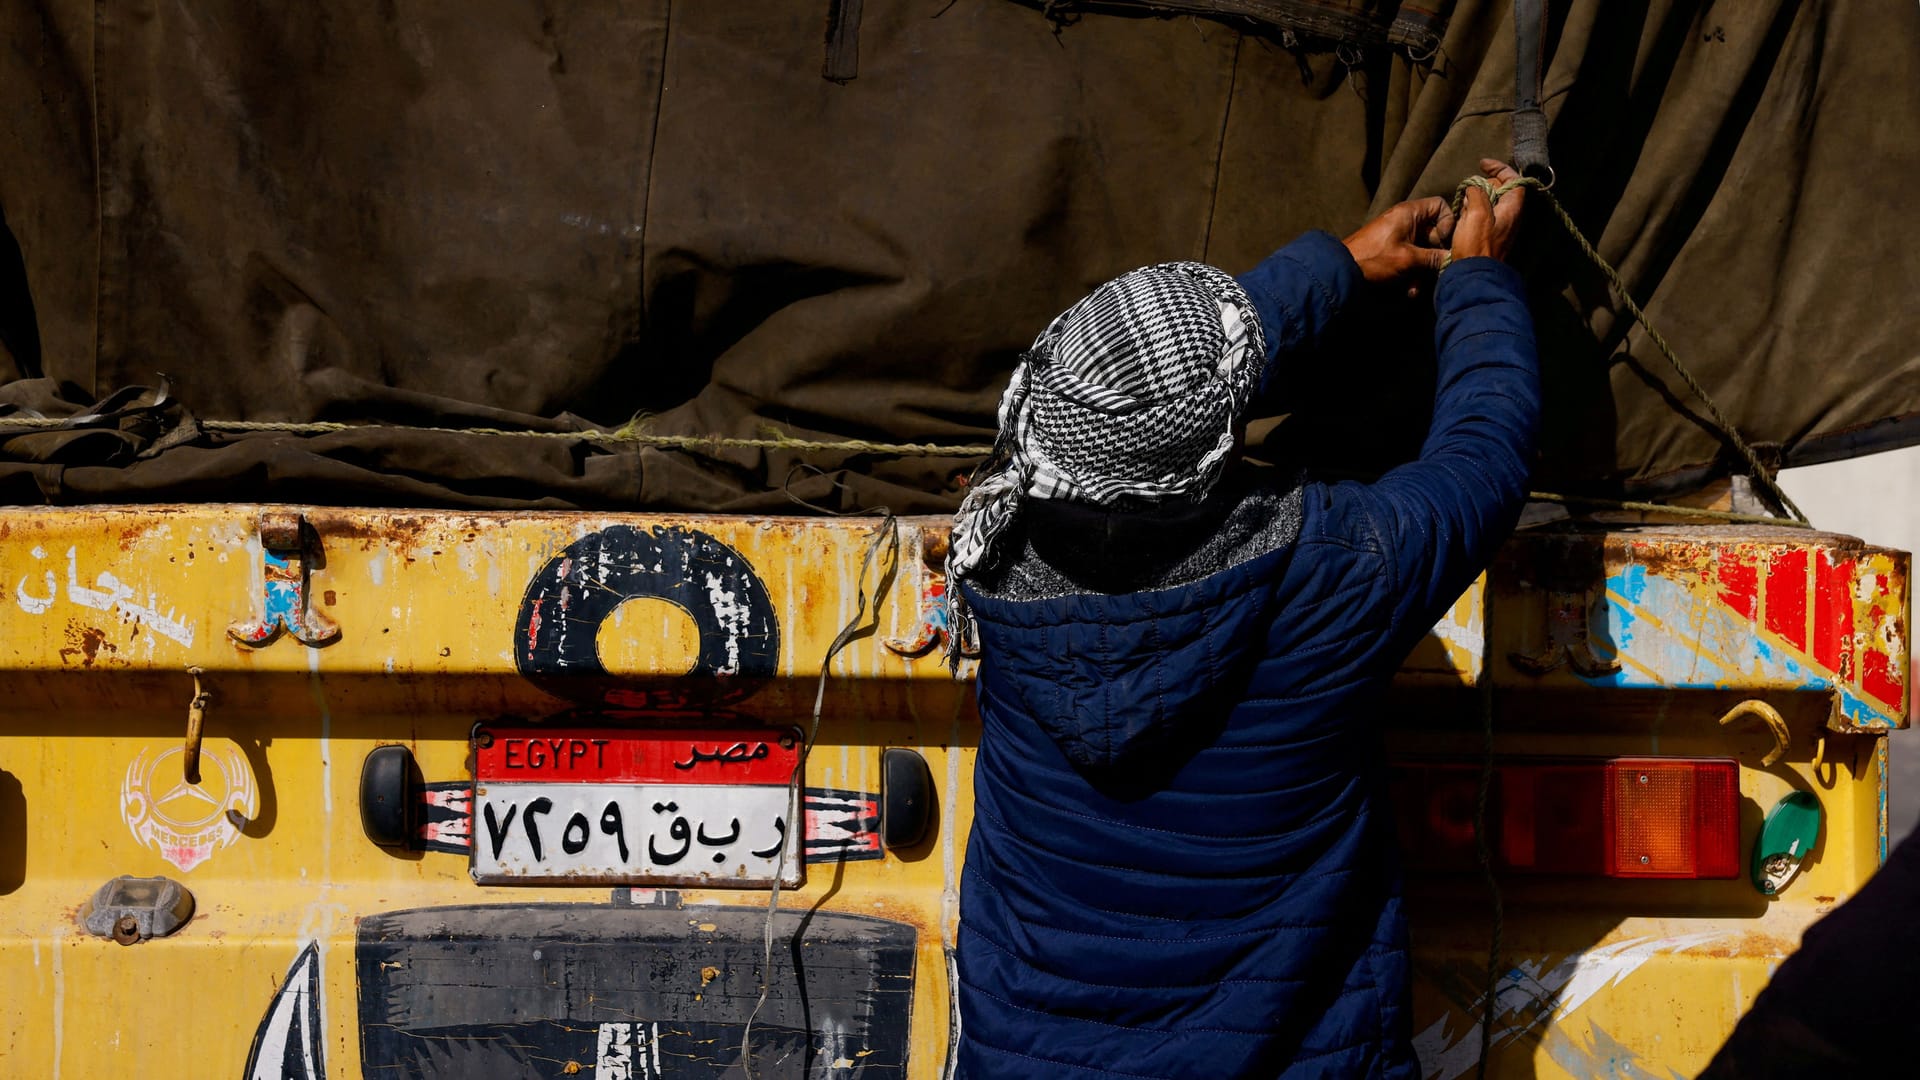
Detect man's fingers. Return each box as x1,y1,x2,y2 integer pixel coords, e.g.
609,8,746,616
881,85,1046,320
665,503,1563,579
1480,158,1520,185
1493,184,1526,228
1461,181,1492,222
1406,195,1448,227
1414,195,1456,246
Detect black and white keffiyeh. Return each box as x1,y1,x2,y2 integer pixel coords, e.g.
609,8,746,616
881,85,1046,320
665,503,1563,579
946,261,1267,664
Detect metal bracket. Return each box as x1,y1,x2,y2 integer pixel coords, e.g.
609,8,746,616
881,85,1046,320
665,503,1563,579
229,511,339,648
1719,699,1791,767
183,666,210,784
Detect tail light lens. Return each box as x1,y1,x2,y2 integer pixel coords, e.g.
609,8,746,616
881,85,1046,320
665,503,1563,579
1392,757,1741,879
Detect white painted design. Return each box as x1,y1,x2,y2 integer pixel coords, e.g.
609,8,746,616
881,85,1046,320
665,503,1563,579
703,571,749,675
1423,604,1485,674
121,744,258,872
246,942,323,1080
16,543,54,613
11,544,195,646
1415,931,1730,1080
595,1021,660,1079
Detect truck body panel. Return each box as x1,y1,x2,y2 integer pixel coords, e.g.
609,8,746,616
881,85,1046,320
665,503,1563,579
0,506,1905,1077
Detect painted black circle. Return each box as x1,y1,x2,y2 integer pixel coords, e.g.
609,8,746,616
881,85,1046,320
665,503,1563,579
513,525,780,705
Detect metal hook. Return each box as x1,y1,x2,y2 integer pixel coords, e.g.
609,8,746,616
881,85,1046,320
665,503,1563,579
184,667,210,784
1718,699,1790,767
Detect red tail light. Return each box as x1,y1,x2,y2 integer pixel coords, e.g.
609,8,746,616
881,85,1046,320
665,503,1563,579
1391,757,1741,879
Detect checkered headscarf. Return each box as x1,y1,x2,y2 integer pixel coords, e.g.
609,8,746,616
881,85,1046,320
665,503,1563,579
946,261,1267,664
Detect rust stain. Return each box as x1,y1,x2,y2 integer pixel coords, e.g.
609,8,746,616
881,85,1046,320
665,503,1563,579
321,512,440,553
1627,537,1725,585
1691,931,1798,960
323,589,337,607
860,895,934,935
57,622,117,668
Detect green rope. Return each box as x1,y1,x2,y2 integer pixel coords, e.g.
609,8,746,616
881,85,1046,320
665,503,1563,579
1452,175,1808,524
0,414,993,458
1526,490,1810,529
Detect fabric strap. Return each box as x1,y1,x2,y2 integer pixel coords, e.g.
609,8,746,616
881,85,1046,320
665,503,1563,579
1510,0,1553,183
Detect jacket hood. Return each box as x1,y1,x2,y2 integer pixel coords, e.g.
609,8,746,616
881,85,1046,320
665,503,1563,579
961,544,1286,772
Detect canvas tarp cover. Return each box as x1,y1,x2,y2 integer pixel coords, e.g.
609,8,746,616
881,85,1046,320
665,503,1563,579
2,0,1917,513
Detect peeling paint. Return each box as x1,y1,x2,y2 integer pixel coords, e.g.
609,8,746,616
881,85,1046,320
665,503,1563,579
1415,932,1732,1080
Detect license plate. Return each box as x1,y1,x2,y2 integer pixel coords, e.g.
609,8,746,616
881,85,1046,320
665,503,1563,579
469,725,804,886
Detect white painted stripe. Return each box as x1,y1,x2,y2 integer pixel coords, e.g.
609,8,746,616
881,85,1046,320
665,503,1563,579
251,947,317,1080
306,648,333,815
595,1022,633,1080
50,927,64,1080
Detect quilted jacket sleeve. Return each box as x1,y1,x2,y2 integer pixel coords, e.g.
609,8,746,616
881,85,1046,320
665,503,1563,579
1353,257,1541,648
1235,230,1363,404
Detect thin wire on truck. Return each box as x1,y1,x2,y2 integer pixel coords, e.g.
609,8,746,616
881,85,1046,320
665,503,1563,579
740,512,900,1077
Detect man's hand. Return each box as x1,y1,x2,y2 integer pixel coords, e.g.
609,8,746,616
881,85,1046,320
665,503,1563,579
1450,159,1526,263
1342,196,1454,295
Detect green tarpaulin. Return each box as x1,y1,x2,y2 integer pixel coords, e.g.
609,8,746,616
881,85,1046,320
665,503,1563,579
3,0,1916,511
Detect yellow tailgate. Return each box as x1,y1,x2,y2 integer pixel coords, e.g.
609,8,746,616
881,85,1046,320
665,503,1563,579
0,507,1905,1078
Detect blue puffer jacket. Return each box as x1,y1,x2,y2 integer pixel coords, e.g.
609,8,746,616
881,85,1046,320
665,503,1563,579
955,232,1540,1079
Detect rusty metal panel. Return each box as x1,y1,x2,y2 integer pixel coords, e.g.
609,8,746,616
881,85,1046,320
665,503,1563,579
1411,527,1910,730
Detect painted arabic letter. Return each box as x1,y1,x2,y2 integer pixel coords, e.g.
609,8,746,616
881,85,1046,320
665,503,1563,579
750,817,788,859
561,812,591,855
66,547,115,610
16,570,55,614
649,816,692,866
697,818,742,847
600,801,630,862
522,797,554,861
134,597,195,648
483,802,519,861
96,571,135,610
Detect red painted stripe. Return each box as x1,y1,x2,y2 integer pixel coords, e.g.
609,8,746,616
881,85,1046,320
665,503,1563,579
1812,553,1848,674
475,726,800,784
1716,553,1758,621
1764,549,1809,652
1861,610,1906,710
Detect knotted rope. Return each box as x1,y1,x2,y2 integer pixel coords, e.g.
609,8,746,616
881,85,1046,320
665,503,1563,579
1450,174,1808,524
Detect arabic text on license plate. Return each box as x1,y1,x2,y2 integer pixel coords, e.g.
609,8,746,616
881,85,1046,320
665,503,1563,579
469,726,802,886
